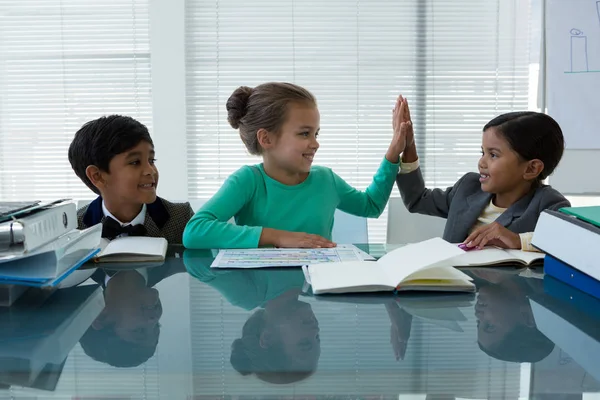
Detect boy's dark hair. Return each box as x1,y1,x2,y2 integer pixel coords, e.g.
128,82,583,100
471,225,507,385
226,82,317,155
483,112,564,181
478,324,555,363
79,324,160,368
68,115,153,194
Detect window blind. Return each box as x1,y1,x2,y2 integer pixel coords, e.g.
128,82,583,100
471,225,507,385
185,0,534,242
0,0,152,201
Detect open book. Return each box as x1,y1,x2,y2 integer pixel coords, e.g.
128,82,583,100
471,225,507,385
303,238,475,295
446,247,544,267
93,236,168,263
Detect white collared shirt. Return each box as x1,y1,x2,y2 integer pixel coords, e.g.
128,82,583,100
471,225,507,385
102,201,147,227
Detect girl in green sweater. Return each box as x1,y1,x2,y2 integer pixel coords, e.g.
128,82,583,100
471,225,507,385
183,83,411,249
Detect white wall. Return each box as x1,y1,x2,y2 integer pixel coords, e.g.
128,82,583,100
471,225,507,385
149,0,193,396
150,0,189,201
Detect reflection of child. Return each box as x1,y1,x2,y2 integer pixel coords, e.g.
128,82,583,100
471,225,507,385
471,270,554,362
184,250,320,383
80,254,186,368
231,290,321,384
79,270,162,368
386,302,413,361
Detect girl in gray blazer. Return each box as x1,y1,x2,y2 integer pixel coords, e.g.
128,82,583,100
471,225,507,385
395,97,569,251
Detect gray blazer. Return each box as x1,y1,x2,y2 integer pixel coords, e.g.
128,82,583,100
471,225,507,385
395,168,570,243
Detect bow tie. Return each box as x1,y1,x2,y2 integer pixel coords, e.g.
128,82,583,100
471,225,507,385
102,217,147,239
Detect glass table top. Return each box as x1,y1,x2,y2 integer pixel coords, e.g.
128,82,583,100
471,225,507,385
0,245,598,399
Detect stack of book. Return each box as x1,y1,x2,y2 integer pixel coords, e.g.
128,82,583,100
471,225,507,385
0,200,102,300
532,206,600,300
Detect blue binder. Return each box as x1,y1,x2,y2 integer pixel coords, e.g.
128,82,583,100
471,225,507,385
543,254,600,301
543,275,600,320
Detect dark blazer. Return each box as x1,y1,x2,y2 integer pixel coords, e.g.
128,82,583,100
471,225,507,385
396,168,570,243
78,196,194,244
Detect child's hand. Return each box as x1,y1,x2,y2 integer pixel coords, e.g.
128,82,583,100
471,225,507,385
261,228,336,248
387,97,414,163
277,231,336,248
463,222,521,250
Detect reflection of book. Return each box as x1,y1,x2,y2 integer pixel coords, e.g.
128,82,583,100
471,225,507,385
530,281,600,383
0,285,104,390
93,236,168,263
315,292,473,332
304,238,474,294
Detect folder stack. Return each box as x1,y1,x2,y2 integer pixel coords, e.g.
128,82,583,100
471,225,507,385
532,206,600,300
0,200,102,300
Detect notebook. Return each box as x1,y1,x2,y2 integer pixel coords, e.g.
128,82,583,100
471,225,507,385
303,237,475,295
560,205,600,228
445,247,544,267
93,236,168,263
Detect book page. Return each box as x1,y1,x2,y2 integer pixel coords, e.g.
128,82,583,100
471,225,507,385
377,238,466,286
505,249,545,265
306,261,391,293
100,237,167,257
404,265,473,282
442,247,529,267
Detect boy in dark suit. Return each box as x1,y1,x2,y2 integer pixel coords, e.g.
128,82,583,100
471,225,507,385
68,115,194,243
79,250,187,368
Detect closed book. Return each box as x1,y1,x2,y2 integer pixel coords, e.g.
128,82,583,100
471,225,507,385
532,210,600,281
543,254,600,301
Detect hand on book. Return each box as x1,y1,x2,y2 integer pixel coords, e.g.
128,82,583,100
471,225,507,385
385,302,413,361
463,222,521,250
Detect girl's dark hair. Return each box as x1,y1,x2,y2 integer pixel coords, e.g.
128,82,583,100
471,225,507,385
230,309,315,384
226,82,317,155
483,112,565,181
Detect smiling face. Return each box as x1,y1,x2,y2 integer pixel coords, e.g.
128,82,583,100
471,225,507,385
478,128,529,196
97,140,159,208
265,103,320,175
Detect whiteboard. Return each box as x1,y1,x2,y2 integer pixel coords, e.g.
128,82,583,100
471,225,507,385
546,0,600,149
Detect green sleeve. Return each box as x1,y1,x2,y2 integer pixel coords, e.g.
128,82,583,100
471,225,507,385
334,157,399,218
183,166,263,249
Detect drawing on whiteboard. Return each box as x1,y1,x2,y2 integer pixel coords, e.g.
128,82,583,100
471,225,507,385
569,28,589,72
564,1,600,74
